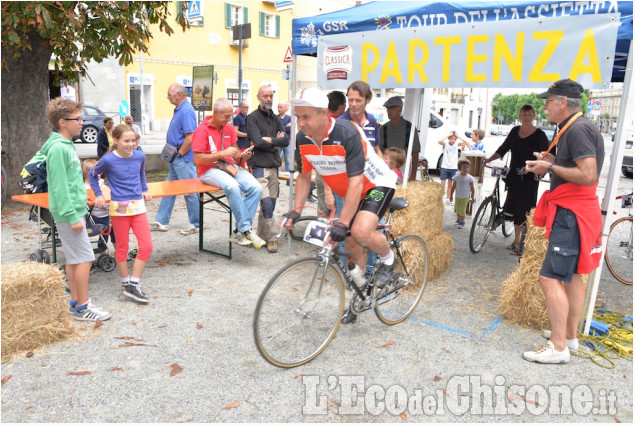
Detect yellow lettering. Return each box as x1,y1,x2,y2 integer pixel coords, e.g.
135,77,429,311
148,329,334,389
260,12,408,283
408,39,429,82
379,41,402,84
569,29,602,81
493,33,524,82
361,43,380,82
434,36,461,82
466,35,488,82
529,31,562,81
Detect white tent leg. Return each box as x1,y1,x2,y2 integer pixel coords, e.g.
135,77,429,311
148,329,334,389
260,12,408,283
581,41,633,335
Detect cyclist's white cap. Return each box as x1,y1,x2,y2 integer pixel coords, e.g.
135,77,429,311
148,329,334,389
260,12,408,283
290,87,329,109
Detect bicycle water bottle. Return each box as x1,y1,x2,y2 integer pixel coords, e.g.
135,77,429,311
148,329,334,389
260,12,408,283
348,262,366,287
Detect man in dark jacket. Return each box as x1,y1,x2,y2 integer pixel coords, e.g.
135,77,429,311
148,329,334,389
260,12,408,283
246,85,289,253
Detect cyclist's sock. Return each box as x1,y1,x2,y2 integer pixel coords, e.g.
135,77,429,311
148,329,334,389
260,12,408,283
380,250,395,266
122,276,131,286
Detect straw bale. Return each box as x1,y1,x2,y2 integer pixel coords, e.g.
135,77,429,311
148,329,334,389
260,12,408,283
391,181,452,280
498,210,589,329
425,232,454,281
1,262,76,360
392,181,444,238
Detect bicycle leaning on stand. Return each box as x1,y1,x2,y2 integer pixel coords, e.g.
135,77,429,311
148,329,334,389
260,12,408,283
469,165,513,253
253,197,429,368
605,193,633,285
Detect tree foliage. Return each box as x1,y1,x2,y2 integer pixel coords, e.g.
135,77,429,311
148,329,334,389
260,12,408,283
1,2,187,199
492,90,590,125
1,1,187,83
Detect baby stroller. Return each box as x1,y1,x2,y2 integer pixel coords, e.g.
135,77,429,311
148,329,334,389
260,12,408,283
28,204,117,272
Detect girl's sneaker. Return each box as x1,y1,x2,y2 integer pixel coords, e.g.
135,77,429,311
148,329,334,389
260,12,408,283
123,283,149,304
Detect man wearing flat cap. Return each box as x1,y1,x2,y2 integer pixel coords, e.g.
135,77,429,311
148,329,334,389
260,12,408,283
524,79,604,364
379,96,420,181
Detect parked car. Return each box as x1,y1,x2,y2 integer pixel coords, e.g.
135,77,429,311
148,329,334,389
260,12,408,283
73,105,107,143
622,139,633,178
538,125,556,141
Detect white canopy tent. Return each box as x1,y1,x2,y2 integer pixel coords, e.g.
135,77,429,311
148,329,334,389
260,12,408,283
287,1,634,334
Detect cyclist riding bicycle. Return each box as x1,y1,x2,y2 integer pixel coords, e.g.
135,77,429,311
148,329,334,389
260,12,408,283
287,87,397,324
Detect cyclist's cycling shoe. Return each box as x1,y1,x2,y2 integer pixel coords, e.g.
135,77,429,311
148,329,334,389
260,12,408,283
341,308,357,324
374,262,395,288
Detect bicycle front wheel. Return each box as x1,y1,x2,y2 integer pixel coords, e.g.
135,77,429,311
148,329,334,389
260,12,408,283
501,214,513,237
469,198,494,253
253,257,345,367
375,234,428,325
605,217,633,285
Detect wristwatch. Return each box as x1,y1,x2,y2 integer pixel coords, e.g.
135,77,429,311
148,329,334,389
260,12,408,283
176,152,183,158
547,163,554,174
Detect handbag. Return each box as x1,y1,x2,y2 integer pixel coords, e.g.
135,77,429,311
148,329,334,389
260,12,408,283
161,143,178,163
215,159,238,177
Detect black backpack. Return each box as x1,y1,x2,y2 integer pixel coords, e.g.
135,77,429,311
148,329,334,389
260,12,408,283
19,155,48,194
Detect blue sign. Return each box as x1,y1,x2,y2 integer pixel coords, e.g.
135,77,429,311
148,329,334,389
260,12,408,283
119,99,130,117
592,101,601,111
587,101,592,112
187,1,201,19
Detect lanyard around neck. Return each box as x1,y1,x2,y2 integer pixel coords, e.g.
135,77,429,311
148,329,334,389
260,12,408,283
540,112,583,159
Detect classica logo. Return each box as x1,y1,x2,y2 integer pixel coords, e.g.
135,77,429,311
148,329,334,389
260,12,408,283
323,46,353,80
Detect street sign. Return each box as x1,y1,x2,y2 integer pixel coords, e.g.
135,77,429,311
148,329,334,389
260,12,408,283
592,101,601,111
587,101,592,112
477,107,483,115
284,46,293,63
119,99,129,117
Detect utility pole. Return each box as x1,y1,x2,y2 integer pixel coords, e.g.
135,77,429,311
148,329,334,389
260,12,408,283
232,23,251,104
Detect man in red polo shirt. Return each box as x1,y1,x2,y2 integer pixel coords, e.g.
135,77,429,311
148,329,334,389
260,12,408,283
192,98,265,249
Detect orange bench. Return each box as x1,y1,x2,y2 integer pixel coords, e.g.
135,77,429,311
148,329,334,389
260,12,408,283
12,179,235,261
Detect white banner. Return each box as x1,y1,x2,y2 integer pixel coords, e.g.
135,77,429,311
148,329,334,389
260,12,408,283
317,14,619,89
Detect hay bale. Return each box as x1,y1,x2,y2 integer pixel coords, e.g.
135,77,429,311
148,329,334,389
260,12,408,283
498,209,583,329
391,181,453,280
425,232,454,281
1,262,76,360
393,181,444,237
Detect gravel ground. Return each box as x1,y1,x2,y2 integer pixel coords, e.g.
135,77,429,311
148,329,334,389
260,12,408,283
1,173,632,423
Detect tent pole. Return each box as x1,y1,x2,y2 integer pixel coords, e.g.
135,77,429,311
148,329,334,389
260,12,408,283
286,54,298,257
581,41,633,335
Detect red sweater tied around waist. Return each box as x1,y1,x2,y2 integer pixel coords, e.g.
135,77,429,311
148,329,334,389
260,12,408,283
533,183,603,274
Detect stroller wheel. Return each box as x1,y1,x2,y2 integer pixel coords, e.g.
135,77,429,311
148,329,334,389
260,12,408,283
29,250,50,263
40,250,50,264
98,254,116,272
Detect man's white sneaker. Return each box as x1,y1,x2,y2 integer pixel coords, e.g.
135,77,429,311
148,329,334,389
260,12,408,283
523,340,570,364
180,224,198,235
244,229,265,249
542,330,579,352
150,222,169,232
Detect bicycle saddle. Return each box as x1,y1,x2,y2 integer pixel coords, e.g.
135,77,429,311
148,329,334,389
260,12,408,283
389,197,409,211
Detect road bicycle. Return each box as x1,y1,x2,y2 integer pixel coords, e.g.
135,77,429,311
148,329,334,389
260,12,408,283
253,197,429,368
469,165,513,253
605,193,633,285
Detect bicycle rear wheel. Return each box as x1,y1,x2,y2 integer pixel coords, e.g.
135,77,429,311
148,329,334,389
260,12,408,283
253,257,345,367
605,216,633,285
469,198,494,253
375,234,428,325
289,216,318,241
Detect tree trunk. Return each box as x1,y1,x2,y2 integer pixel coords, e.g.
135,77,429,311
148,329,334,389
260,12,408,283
1,31,52,199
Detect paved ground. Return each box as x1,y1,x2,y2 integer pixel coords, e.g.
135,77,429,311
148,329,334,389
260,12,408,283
1,141,632,422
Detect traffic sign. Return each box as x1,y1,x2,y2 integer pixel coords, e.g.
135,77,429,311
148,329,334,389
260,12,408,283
592,101,601,111
119,99,129,117
283,46,293,63
477,107,483,115
587,101,592,112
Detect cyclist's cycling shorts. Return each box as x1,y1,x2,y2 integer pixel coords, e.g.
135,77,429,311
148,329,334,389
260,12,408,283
357,186,395,220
